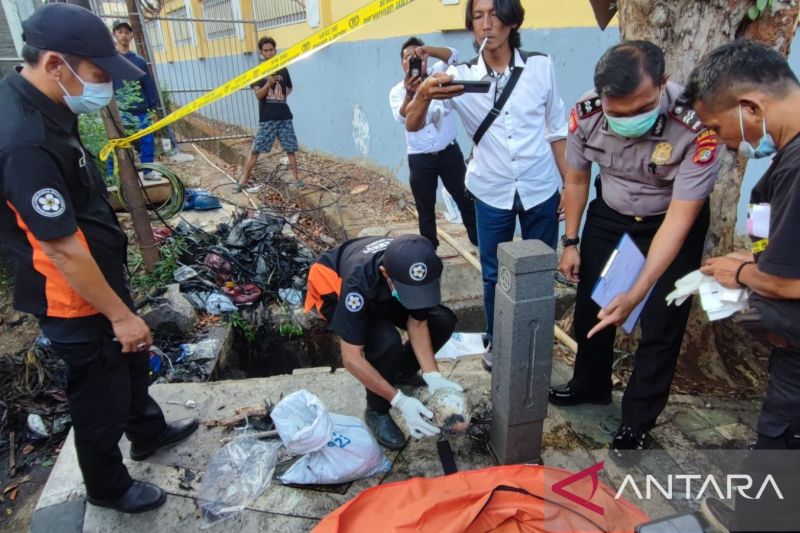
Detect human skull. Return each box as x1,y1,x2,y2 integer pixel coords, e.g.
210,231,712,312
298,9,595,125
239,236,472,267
428,388,472,434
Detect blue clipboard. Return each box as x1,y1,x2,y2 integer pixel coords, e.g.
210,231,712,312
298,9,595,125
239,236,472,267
590,233,653,334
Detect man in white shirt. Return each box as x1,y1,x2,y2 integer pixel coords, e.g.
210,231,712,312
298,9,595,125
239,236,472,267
389,37,478,248
406,0,569,370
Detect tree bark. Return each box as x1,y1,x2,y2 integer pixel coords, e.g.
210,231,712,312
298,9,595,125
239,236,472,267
616,0,799,390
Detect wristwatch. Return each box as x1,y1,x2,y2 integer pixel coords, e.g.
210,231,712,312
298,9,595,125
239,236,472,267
561,235,580,248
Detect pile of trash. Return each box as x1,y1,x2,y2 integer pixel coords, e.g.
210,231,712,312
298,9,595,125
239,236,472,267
0,338,70,466
139,210,317,384
160,210,314,314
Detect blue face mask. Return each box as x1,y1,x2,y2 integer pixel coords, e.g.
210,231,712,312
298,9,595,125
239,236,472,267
57,58,113,115
738,105,777,159
391,289,401,302
605,103,661,138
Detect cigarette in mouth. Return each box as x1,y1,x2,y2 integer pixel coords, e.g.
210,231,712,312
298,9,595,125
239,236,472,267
478,37,488,56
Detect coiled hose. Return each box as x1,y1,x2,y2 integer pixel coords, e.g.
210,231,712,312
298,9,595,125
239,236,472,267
116,162,186,220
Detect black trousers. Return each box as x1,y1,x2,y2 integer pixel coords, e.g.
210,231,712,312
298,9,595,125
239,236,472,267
733,350,800,532
47,319,167,500
364,305,457,413
569,194,710,431
408,142,478,247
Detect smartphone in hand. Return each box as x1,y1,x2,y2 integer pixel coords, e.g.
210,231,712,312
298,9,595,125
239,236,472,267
442,80,491,93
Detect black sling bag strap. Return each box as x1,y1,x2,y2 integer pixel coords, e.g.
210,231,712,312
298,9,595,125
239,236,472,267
471,51,528,146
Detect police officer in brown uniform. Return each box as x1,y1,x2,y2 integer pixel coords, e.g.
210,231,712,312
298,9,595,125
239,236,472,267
549,41,723,465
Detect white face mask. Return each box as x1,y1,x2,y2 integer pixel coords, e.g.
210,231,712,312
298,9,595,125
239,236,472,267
57,57,113,114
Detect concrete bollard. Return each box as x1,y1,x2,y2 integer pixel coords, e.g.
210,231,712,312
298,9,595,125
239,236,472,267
490,240,556,464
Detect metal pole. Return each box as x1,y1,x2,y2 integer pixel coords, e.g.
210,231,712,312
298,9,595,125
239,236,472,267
102,101,159,272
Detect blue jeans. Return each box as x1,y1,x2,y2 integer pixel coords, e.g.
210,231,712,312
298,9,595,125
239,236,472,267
106,113,155,176
475,190,559,341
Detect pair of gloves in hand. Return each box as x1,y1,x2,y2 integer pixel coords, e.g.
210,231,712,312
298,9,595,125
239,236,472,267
391,372,463,439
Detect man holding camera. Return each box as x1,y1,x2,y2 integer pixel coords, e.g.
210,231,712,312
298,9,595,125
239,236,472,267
389,37,477,249
238,36,301,192
405,0,568,370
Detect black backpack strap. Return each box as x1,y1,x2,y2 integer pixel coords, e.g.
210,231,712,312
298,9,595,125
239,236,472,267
472,65,524,146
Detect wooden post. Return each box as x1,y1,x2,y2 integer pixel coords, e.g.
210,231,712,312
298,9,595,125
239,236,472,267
102,100,159,272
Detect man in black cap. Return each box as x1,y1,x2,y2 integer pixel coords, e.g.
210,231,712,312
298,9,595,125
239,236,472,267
0,3,197,514
108,20,160,179
305,234,464,448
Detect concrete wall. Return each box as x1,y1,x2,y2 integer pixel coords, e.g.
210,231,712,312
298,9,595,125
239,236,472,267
158,23,800,232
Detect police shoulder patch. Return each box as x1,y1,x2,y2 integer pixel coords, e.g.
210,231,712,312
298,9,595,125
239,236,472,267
575,96,603,120
670,104,703,133
568,108,578,133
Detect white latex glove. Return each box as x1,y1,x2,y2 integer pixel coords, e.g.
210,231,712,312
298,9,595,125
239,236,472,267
391,391,440,439
422,371,464,393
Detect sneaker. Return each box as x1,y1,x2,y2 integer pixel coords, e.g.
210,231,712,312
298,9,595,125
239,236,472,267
609,425,649,467
295,179,305,190
233,183,244,193
244,184,263,194
700,497,733,533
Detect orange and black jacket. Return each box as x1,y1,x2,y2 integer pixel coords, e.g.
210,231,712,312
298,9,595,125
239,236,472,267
0,71,130,322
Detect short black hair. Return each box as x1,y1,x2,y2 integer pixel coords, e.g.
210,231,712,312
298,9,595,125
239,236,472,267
686,40,799,110
594,40,665,98
22,44,80,69
400,36,424,58
465,0,524,50
257,36,276,50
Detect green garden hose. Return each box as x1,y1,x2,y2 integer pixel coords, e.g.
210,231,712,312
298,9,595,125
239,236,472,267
116,162,186,220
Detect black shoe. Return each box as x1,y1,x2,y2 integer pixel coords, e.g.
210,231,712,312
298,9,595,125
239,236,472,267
130,418,199,461
364,409,406,450
548,384,611,406
395,372,426,388
700,497,733,533
87,481,166,514
609,425,650,467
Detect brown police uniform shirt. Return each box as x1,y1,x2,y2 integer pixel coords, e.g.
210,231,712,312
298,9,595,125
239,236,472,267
566,81,723,217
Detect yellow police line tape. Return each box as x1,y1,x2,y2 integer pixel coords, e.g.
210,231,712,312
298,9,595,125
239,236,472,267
100,0,417,169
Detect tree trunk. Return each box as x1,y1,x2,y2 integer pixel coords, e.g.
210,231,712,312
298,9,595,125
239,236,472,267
616,0,799,391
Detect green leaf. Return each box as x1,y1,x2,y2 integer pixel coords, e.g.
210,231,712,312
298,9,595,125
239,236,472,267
757,0,768,11
748,5,761,19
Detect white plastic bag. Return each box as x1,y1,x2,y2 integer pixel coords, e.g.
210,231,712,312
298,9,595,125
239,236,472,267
271,390,391,485
441,188,463,224
197,436,280,528
435,332,486,360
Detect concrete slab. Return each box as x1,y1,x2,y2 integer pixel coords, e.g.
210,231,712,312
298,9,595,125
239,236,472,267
35,350,766,532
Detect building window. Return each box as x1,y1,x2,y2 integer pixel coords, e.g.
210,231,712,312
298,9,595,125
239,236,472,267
169,7,193,45
202,0,236,40
145,20,165,50
254,0,306,30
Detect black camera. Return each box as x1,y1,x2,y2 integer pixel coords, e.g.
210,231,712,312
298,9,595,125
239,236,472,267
408,56,424,79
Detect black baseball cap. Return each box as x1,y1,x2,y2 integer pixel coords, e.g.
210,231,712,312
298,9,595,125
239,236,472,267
22,4,144,80
112,20,133,32
383,235,443,310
